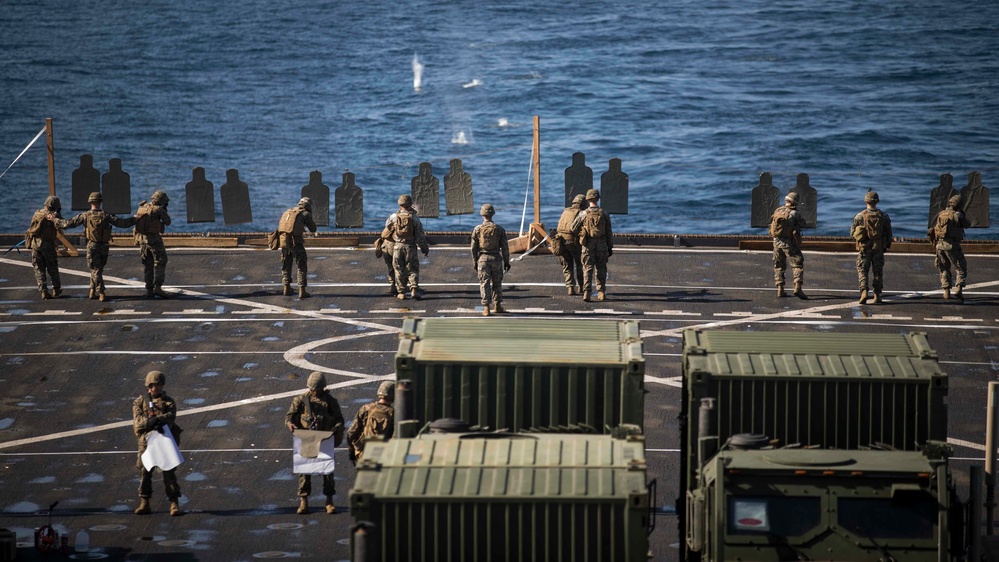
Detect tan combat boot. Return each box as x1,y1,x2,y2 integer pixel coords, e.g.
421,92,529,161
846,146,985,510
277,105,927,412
52,288,62,298
296,498,308,515
873,292,883,304
169,500,181,516
299,287,311,299
793,282,807,300
41,289,52,300
582,291,591,302
396,292,405,300
942,288,951,299
567,286,576,296
325,496,335,514
134,498,151,515
411,287,420,300
776,284,786,297
482,306,491,317
494,303,506,314
954,286,964,301
596,291,605,301
88,288,97,300
282,284,292,296
98,291,108,302
859,289,868,304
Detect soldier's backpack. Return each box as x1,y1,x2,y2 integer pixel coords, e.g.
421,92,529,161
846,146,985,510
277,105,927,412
582,209,606,239
85,211,112,243
769,207,792,238
477,222,501,252
134,204,162,235
933,209,957,241
395,210,415,240
278,207,304,235
852,210,884,247
362,403,393,440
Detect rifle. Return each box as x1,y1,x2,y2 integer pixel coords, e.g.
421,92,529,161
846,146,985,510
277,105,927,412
3,239,25,256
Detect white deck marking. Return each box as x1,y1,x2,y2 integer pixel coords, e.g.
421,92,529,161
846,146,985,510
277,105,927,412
93,309,151,316
163,309,220,315
369,308,427,313
575,309,632,315
926,316,984,322
712,312,755,317
646,310,702,316
25,310,81,316
858,313,912,320
512,308,563,314
283,332,396,376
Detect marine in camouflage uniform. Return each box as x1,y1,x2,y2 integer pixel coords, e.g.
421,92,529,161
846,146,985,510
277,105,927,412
278,197,318,298
26,196,64,299
555,194,586,295
285,372,345,515
930,194,971,301
132,370,182,516
851,191,893,304
382,195,429,300
346,381,395,465
135,190,172,298
56,192,137,301
471,204,511,316
579,189,613,302
770,192,807,299
375,236,397,295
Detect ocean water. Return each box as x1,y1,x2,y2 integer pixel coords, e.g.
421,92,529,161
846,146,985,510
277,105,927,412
1,0,997,238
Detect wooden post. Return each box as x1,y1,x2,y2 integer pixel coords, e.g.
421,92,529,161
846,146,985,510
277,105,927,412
45,118,55,196
533,116,541,225
45,118,79,257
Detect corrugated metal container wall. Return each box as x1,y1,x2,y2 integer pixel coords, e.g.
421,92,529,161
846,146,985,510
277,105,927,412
396,318,645,433
350,433,652,562
682,330,948,452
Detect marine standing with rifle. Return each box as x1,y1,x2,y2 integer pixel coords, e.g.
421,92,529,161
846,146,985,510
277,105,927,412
579,189,613,302
346,381,395,465
27,196,64,299
277,197,317,298
554,194,586,295
769,192,807,299
851,191,893,304
382,194,429,300
471,203,511,316
134,190,172,298
56,192,137,301
929,194,971,301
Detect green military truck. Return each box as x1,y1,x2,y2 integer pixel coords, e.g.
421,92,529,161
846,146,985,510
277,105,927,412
350,428,653,562
679,329,965,561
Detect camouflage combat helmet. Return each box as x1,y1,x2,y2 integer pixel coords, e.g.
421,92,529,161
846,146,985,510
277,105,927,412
43,196,61,212
948,194,962,208
784,192,799,205
88,191,103,204
865,191,879,204
585,189,600,201
398,194,413,206
298,196,313,212
377,381,395,398
151,190,169,206
307,371,326,390
572,194,586,206
479,203,495,217
145,371,165,386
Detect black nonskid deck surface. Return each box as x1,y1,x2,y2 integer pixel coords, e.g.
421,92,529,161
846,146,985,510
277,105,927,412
1,245,997,561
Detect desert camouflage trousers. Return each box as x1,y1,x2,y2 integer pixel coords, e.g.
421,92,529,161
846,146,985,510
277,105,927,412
138,465,181,501
935,243,967,289
280,243,308,286
558,239,584,290
772,244,804,286
392,243,421,293
86,242,111,290
856,248,885,292
581,241,609,294
139,235,168,290
477,254,505,305
298,474,335,497
31,241,61,292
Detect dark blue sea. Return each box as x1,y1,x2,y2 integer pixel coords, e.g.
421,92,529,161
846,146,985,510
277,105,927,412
2,0,997,238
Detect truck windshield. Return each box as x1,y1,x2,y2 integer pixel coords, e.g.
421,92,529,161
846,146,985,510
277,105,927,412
727,496,821,536
838,497,936,539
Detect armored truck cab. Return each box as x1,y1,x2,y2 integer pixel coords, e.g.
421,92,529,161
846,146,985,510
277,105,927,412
680,329,963,561
688,445,957,562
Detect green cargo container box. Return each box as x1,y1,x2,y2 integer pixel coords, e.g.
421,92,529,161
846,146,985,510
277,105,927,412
396,318,645,433
350,432,653,562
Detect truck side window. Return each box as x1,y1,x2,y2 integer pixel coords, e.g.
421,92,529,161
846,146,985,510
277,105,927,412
838,497,936,539
727,496,821,537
